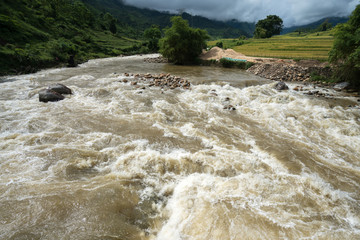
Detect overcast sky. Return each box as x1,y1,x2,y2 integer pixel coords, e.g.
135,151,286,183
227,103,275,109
123,0,358,27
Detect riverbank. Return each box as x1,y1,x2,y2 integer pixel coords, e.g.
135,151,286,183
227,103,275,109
200,47,331,81
199,47,360,96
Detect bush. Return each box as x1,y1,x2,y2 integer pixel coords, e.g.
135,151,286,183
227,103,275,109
310,72,328,82
236,41,244,46
215,41,223,48
220,58,247,69
245,61,255,69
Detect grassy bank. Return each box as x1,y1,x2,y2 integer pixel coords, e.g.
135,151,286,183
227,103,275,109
208,31,334,61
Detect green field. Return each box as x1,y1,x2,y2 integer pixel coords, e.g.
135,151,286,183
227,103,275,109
208,31,334,61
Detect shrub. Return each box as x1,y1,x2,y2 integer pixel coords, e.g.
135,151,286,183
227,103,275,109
220,58,247,69
245,61,255,69
215,41,223,48
236,41,244,46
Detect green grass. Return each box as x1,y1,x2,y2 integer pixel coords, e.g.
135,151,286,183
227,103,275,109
208,30,334,61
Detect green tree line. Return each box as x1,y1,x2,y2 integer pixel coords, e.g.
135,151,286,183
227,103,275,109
330,4,360,87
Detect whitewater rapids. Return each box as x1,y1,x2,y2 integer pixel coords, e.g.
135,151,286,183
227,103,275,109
0,55,359,240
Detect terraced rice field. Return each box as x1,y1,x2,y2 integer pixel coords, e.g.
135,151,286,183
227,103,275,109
209,31,334,61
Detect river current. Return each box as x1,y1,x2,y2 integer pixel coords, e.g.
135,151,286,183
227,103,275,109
0,54,359,240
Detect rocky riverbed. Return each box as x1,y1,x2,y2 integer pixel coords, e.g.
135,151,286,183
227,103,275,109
246,62,332,82
116,72,191,90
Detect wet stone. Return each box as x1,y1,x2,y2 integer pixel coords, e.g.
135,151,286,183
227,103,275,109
39,89,65,103
48,83,72,95
274,81,289,90
224,105,236,111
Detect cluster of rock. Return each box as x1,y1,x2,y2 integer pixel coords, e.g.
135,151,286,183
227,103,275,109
274,81,344,99
38,83,72,102
143,56,168,63
208,90,237,111
121,73,191,90
247,63,332,82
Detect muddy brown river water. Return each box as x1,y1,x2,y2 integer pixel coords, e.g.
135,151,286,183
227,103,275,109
0,54,359,239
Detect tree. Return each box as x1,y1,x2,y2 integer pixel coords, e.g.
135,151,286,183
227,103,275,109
109,19,117,34
317,19,332,32
159,16,209,64
329,4,360,87
144,25,161,52
254,15,283,38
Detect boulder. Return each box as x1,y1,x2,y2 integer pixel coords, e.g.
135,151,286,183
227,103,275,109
39,89,65,103
274,81,289,90
48,83,72,95
333,82,350,91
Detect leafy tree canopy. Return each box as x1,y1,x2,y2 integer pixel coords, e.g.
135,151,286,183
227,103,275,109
254,15,283,38
144,25,161,52
329,4,360,87
159,16,209,64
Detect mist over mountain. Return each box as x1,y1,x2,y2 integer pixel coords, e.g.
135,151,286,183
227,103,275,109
123,0,357,27
83,0,255,38
282,17,350,34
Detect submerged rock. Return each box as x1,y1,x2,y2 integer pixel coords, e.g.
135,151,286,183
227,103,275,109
48,83,72,95
224,105,236,111
274,81,289,90
39,89,65,102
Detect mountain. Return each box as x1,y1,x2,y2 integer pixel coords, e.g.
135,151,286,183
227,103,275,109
82,0,255,39
282,17,349,34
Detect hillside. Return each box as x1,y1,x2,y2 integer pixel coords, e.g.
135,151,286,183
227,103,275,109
0,0,142,75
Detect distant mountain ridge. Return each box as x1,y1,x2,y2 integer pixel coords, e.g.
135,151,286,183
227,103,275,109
282,17,349,34
82,0,255,38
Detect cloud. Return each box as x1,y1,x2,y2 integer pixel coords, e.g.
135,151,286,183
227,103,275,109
123,0,358,26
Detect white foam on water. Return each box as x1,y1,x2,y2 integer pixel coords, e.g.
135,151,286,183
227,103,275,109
1,60,360,239
157,171,360,240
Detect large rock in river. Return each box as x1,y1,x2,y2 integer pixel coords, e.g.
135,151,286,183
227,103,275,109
333,82,350,91
39,89,65,102
48,83,72,95
274,81,289,90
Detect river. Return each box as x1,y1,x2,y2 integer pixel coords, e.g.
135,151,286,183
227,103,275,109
0,54,359,240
